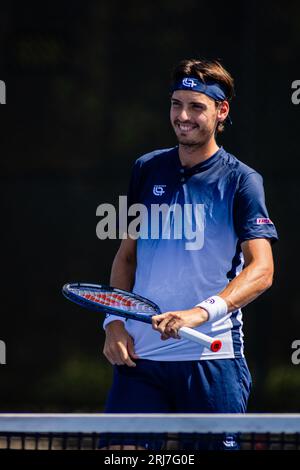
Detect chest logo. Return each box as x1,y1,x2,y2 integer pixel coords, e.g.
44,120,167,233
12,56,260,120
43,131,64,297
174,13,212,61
153,185,166,196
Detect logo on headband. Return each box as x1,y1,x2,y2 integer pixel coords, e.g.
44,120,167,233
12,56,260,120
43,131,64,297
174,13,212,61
182,78,198,88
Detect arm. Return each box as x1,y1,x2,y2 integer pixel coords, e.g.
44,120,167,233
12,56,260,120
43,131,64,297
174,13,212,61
110,237,137,291
218,238,274,311
103,238,139,367
152,238,274,339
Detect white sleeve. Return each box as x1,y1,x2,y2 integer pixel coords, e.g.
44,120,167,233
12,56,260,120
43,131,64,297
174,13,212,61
103,314,126,330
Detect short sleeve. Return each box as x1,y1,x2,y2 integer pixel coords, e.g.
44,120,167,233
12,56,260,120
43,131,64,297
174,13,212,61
233,172,278,244
103,313,126,330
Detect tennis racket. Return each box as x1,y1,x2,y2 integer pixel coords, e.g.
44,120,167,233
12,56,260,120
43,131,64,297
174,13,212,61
62,283,222,352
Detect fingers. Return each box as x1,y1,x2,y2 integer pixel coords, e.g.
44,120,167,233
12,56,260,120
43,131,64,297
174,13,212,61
127,336,139,360
105,343,136,367
165,318,181,339
103,338,137,367
152,313,173,333
161,318,178,339
152,313,181,340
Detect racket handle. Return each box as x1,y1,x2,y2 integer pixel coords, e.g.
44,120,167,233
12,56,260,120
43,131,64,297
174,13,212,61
178,327,222,352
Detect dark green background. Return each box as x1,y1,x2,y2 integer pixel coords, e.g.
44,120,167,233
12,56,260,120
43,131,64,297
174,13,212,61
0,0,299,412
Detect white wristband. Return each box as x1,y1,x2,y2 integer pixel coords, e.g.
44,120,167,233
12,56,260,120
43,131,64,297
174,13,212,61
103,314,126,330
196,296,228,322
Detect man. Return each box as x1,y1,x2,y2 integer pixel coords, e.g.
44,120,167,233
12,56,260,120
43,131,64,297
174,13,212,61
101,59,278,450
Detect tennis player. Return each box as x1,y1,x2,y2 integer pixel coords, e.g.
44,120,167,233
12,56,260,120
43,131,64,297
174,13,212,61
101,59,278,450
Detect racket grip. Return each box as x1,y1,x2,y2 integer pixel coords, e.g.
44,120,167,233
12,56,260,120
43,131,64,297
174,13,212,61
178,326,222,352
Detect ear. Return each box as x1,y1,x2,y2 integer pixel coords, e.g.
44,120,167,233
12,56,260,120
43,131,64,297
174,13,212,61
217,100,229,123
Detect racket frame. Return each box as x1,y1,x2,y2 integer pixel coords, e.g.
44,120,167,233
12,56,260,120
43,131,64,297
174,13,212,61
62,283,158,324
62,283,222,352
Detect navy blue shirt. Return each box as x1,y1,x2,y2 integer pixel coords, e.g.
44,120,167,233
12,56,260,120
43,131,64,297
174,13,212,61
105,146,278,360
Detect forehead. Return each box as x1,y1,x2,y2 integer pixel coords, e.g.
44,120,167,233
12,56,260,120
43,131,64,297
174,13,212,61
171,90,214,106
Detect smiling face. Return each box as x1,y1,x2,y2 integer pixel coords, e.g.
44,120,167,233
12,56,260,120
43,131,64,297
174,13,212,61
170,90,228,149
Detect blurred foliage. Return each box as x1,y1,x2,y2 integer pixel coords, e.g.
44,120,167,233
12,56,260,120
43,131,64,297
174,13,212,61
32,355,112,411
263,366,300,412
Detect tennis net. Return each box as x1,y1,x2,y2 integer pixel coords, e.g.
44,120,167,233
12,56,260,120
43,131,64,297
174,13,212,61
0,414,299,450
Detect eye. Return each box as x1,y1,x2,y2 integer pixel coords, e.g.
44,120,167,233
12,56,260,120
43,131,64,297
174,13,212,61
171,101,180,107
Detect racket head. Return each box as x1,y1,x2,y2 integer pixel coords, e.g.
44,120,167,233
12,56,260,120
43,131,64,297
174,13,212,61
62,283,160,319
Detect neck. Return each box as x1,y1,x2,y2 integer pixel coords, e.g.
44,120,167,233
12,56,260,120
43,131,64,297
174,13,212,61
178,137,219,168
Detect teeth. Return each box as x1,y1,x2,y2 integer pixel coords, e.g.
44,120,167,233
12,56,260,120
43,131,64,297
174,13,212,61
178,124,195,131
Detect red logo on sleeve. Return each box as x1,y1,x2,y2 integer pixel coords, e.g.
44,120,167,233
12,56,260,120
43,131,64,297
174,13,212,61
256,218,273,225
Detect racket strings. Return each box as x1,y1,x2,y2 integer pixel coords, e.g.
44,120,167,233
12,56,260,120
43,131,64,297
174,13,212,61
70,288,155,313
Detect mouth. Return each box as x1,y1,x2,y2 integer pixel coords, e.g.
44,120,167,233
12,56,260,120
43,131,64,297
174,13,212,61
176,122,198,133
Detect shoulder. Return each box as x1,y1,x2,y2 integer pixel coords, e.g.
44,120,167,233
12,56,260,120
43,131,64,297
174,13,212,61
133,147,176,170
220,149,263,185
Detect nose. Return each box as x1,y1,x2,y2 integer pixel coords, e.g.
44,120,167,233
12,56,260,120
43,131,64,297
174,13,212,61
177,107,190,122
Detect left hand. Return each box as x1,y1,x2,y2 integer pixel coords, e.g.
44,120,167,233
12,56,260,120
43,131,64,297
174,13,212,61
152,307,209,340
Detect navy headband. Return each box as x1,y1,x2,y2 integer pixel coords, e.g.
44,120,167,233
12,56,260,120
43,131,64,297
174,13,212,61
171,77,227,101
171,76,232,124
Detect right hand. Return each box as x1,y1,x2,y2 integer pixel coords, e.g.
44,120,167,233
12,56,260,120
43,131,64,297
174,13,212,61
103,320,139,367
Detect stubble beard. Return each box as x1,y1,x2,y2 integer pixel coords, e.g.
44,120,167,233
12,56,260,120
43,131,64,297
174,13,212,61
178,138,206,151
177,129,211,153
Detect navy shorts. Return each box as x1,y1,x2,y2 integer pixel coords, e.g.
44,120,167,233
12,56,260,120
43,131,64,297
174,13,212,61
100,358,252,450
